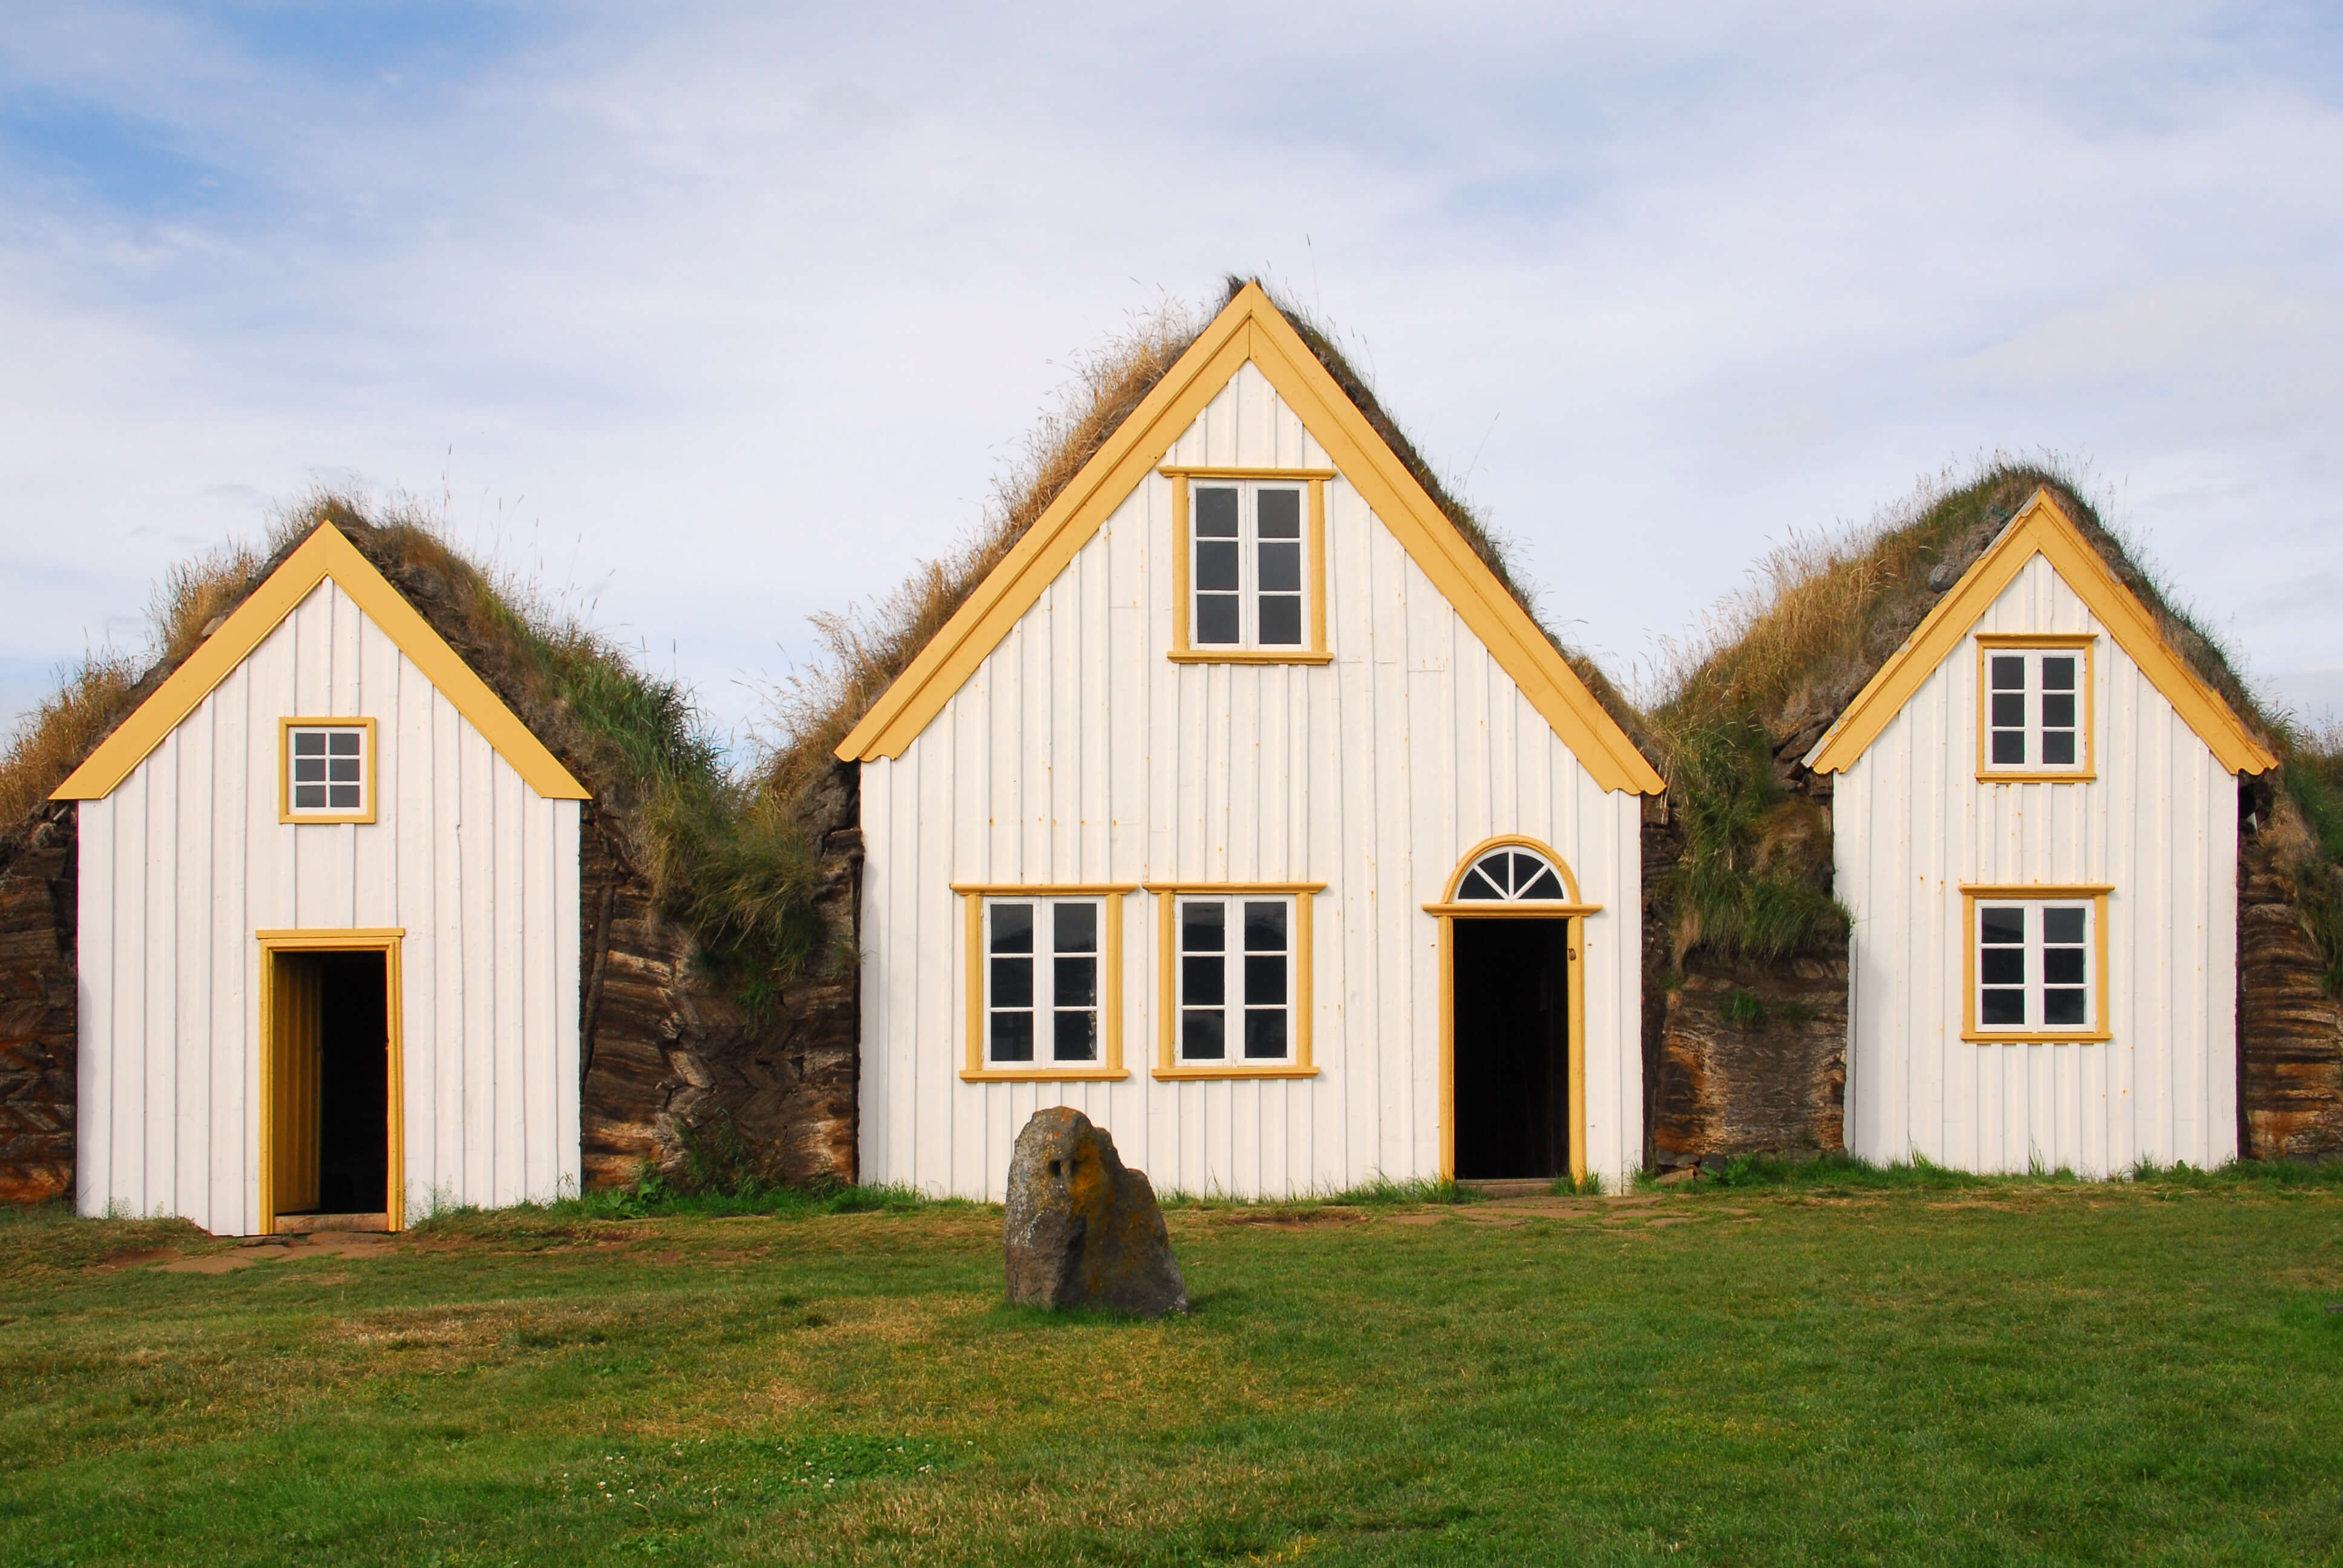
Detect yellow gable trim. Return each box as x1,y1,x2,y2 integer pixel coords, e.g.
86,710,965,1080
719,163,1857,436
1804,489,2274,777
836,283,1663,795
52,523,589,802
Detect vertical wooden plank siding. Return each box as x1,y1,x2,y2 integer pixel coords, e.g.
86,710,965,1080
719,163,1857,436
859,362,1645,1198
1837,555,2238,1175
74,580,582,1233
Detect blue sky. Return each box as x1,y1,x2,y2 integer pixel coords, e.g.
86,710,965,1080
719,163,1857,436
2,1,2339,748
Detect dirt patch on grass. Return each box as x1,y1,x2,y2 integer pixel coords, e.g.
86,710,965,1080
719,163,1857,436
1214,1209,1370,1229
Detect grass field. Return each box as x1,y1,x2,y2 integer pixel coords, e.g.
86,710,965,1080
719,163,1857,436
4,1165,2342,1566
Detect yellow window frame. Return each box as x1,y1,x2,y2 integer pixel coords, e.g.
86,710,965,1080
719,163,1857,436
1161,466,1335,665
1975,635,2097,783
1959,884,2114,1044
280,715,379,825
955,884,1136,1082
1144,882,1325,1079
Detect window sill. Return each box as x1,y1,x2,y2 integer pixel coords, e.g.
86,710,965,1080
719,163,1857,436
1153,1065,1320,1080
1976,771,2098,785
1168,650,1334,666
1962,1030,2112,1045
961,1068,1130,1083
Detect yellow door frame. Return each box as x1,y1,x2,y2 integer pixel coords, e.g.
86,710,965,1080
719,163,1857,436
255,928,405,1234
1427,837,1602,1187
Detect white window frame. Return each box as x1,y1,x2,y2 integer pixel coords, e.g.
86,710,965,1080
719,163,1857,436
1171,893,1296,1065
1962,886,2111,1044
1186,480,1310,652
981,895,1108,1068
955,885,1132,1081
279,717,376,825
1977,637,2094,780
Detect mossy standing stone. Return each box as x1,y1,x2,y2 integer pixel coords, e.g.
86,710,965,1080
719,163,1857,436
1003,1107,1187,1318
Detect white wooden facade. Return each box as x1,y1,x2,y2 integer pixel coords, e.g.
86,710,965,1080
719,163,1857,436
1825,535,2255,1176
68,548,583,1233
857,358,1650,1198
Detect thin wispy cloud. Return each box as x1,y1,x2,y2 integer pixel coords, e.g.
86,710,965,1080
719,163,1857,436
2,1,2338,740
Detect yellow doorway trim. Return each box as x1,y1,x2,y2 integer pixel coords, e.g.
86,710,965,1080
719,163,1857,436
255,929,405,1235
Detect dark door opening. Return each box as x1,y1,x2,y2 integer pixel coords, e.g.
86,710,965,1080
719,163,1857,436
273,950,389,1218
1452,918,1569,1180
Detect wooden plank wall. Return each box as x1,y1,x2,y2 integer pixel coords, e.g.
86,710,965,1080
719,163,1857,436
76,580,581,1233
1835,555,2238,1175
860,363,1645,1198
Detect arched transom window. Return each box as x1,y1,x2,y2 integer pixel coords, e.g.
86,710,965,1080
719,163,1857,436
1455,846,1570,902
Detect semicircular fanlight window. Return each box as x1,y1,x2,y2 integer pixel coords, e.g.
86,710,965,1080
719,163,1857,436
1455,847,1570,901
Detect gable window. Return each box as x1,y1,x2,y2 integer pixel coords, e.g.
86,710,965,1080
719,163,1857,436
1961,886,2111,1042
1977,637,2094,779
1146,882,1322,1078
955,885,1132,1080
1161,468,1333,665
1455,846,1571,902
280,719,375,824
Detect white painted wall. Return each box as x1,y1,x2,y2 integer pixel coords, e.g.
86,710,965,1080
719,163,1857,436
1835,554,2238,1175
859,362,1645,1198
77,580,582,1233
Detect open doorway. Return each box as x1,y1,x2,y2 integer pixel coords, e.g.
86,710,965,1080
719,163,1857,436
1451,918,1570,1180
262,936,401,1232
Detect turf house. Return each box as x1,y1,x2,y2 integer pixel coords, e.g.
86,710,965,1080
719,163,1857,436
837,282,1665,1198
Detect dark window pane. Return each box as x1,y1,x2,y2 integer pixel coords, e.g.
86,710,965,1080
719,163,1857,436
2042,657,2076,691
1991,656,2026,690
1182,955,1225,1006
1992,732,2027,765
1521,867,1566,900
1257,488,1301,538
1195,487,1239,537
1258,595,1302,645
1182,1010,1225,1059
1458,866,1503,899
991,903,1033,955
991,955,1032,1008
990,1010,1034,1061
1053,1010,1098,1061
1981,989,2026,1026
1981,906,2026,944
1182,901,1224,952
1244,901,1286,951
2043,949,2086,985
1196,539,1240,592
1991,693,2027,728
329,731,362,755
293,731,326,756
293,758,326,783
2042,694,2076,728
1981,949,2026,985
1244,1009,1288,1059
2043,907,2086,945
294,785,326,809
2042,732,2077,765
1054,955,1096,1009
2043,988,2087,1026
1259,540,1301,592
1054,902,1096,953
328,786,361,809
329,758,361,782
1245,953,1286,1005
1194,593,1240,645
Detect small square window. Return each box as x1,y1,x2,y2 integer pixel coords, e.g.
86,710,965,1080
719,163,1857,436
282,721,373,822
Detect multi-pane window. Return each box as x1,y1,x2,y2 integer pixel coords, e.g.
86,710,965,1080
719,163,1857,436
1455,846,1570,902
1975,900,2094,1031
1191,483,1305,649
1983,645,2087,773
284,722,370,819
1176,895,1293,1062
985,898,1103,1065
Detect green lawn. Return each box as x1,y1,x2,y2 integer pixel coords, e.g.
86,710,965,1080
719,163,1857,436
4,1170,2341,1566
